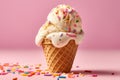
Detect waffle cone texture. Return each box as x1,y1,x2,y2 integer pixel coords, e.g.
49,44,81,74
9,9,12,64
42,39,78,73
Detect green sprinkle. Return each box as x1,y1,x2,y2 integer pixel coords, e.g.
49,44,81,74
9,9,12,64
24,65,29,68
76,20,79,23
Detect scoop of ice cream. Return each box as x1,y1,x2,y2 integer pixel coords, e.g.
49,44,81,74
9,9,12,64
47,4,82,33
35,4,84,48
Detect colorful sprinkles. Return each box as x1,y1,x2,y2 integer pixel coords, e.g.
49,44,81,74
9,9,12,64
0,63,116,80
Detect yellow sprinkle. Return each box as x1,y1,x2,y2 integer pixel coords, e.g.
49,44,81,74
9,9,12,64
52,73,60,77
36,70,41,72
16,65,21,68
41,71,45,74
45,69,49,71
37,64,41,67
11,68,16,72
79,73,85,77
21,73,28,76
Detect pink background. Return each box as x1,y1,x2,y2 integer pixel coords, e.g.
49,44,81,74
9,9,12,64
0,0,120,49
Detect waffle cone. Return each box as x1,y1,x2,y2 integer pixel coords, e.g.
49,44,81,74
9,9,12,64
42,39,78,73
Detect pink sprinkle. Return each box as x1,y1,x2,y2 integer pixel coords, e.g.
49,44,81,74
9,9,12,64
112,73,115,75
35,67,39,69
76,74,79,77
66,33,76,37
74,24,77,27
18,70,24,73
57,16,61,21
64,9,68,13
68,27,71,32
28,74,33,77
76,15,79,17
76,66,79,68
92,74,97,77
1,72,8,75
44,74,52,76
84,70,92,73
36,72,40,75
72,29,76,33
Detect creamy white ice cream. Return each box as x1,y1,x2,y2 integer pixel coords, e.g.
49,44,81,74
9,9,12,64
35,4,84,48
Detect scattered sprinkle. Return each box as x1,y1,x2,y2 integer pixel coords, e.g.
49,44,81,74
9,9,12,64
84,70,92,73
0,65,4,70
79,30,83,34
59,75,66,78
79,73,85,77
56,11,59,14
76,74,79,77
57,16,61,21
59,39,62,41
74,24,77,27
52,73,60,77
12,77,17,80
44,74,52,76
92,74,98,77
36,72,40,75
76,15,79,17
66,33,76,37
76,20,79,23
60,33,63,37
0,72,8,75
68,74,75,78
21,73,28,76
24,65,29,68
112,73,115,75
24,71,29,74
3,63,9,66
68,26,71,32
72,29,76,33
64,9,68,13
35,66,39,69
76,66,79,68
41,71,46,74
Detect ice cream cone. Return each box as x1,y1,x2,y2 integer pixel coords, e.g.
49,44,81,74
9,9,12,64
35,4,84,73
42,39,78,73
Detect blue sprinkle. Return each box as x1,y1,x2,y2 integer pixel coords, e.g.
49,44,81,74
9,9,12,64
57,77,59,80
60,33,63,37
59,76,66,78
7,69,11,72
24,71,29,74
12,72,15,74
